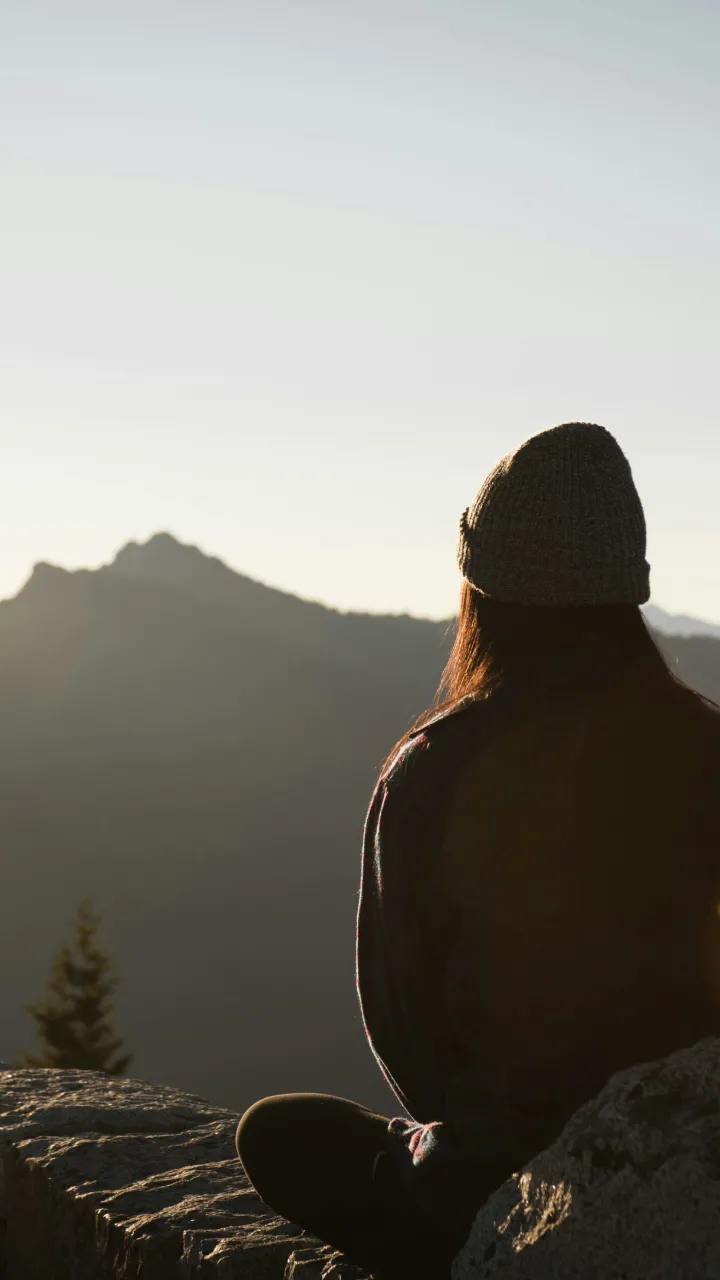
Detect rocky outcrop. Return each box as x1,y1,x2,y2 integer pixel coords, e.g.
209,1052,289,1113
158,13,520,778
453,1037,720,1280
0,1069,369,1280
6,1041,720,1280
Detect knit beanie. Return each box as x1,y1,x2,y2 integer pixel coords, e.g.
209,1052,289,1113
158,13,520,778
457,422,650,606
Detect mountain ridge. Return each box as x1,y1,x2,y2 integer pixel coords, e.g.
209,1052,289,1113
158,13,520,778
10,531,718,638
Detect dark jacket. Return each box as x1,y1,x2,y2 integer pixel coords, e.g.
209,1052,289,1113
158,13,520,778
356,659,720,1239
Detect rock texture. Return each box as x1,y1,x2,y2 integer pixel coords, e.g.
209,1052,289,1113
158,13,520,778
453,1037,720,1280
6,1042,720,1280
0,1069,369,1280
0,1068,229,1222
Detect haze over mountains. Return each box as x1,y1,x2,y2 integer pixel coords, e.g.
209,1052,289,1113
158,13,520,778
1,534,719,1114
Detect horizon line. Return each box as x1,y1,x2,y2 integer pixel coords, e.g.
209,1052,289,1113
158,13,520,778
4,530,720,633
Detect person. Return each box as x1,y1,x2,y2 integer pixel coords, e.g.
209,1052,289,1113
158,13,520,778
236,422,720,1279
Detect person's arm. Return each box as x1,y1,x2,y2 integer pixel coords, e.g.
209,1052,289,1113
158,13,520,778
356,715,541,1241
356,734,454,1123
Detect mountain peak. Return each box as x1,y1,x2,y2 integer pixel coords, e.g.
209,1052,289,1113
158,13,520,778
108,532,233,589
30,560,70,579
112,531,198,566
23,560,72,592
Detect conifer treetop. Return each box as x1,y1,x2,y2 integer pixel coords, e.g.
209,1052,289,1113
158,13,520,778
18,897,132,1074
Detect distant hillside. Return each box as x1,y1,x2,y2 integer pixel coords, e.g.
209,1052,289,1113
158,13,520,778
0,535,451,1114
642,603,720,640
1,534,718,1113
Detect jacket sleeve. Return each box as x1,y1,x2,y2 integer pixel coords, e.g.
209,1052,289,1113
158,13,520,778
356,734,511,1240
355,736,454,1123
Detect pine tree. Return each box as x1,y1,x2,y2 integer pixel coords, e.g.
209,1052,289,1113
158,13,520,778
18,897,132,1073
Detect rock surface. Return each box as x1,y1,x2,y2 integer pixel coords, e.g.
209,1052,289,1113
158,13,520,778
6,1042,720,1280
0,1069,370,1280
453,1037,720,1280
0,1068,231,1223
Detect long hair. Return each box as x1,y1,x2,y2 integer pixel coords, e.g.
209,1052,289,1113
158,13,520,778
380,581,683,777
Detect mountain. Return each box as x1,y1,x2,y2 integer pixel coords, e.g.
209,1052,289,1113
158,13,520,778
0,535,451,1115
1,533,718,1116
642,603,720,640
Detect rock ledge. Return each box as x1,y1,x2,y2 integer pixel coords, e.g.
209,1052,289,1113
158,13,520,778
0,1068,368,1280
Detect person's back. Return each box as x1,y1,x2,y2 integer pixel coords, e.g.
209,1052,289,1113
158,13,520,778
437,666,720,1156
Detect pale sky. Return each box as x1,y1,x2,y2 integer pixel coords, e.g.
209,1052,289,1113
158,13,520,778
2,0,719,621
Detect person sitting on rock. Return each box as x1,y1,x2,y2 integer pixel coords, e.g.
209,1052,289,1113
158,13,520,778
236,422,720,1279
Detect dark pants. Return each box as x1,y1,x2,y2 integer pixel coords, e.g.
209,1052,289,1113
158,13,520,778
235,1092,464,1279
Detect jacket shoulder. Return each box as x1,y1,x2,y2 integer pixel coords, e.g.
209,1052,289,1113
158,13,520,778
379,696,488,793
407,693,486,737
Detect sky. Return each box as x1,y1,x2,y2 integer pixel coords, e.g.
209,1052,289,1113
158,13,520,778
2,0,720,621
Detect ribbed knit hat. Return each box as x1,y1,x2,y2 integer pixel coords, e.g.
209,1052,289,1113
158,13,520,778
457,422,650,606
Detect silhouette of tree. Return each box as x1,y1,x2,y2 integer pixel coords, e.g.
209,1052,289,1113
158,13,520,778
17,897,132,1073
